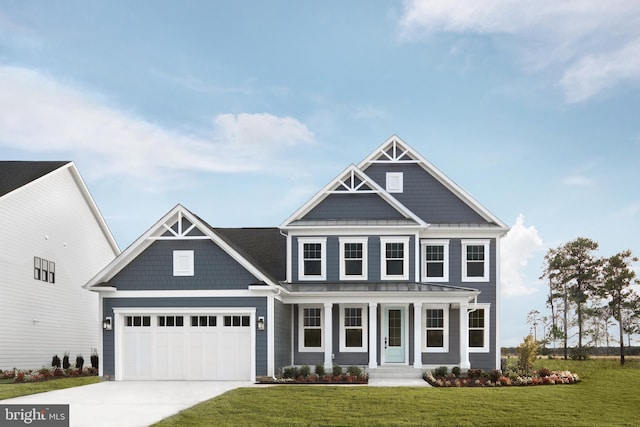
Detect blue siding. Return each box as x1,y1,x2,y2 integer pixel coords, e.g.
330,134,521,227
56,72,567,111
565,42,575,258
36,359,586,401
302,193,405,221
365,163,489,224
422,308,460,366
102,296,267,377
109,239,259,290
274,299,292,371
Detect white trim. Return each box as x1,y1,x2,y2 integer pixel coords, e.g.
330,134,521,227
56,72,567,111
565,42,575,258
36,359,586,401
339,237,368,280
468,304,491,353
386,172,403,193
267,295,275,377
101,289,260,298
298,304,324,352
380,236,410,280
368,303,378,369
297,237,327,281
421,239,450,282
338,304,368,352
423,304,450,353
495,237,502,369
461,239,490,282
173,250,194,276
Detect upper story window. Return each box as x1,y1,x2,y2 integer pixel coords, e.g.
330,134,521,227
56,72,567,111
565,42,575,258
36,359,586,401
173,250,194,276
469,305,490,353
339,305,368,352
421,240,449,282
339,237,368,280
461,240,490,282
380,237,410,280
298,238,327,280
34,257,55,284
386,172,403,193
424,305,449,352
299,305,323,352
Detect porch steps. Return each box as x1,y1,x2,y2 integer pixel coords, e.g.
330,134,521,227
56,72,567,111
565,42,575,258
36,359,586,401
368,366,423,379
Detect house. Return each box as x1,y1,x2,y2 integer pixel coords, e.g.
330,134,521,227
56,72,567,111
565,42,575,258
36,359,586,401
84,136,509,381
0,161,120,370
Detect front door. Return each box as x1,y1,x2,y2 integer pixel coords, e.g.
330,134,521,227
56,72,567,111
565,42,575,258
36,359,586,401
383,306,405,363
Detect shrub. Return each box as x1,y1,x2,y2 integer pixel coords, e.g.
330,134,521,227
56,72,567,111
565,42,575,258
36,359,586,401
570,347,590,360
299,365,311,377
332,364,342,376
76,355,84,370
516,335,539,375
52,355,61,368
433,366,448,377
538,367,552,377
467,369,482,379
90,349,99,369
315,362,325,377
346,366,362,377
488,370,501,383
282,366,299,379
62,352,70,369
451,366,461,377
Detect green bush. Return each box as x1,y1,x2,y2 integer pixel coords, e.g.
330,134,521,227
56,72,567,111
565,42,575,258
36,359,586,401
433,366,448,377
489,370,501,382
346,366,362,377
538,367,552,377
299,365,311,377
51,355,61,368
315,362,325,377
451,367,461,377
332,364,342,376
467,369,482,379
283,366,299,379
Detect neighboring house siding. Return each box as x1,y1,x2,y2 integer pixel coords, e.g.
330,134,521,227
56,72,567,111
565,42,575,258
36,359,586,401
301,193,405,221
365,163,489,224
109,239,259,291
102,296,268,376
0,167,116,369
273,299,292,372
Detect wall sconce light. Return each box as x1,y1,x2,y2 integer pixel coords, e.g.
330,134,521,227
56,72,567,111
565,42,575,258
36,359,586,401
257,316,265,331
103,317,112,331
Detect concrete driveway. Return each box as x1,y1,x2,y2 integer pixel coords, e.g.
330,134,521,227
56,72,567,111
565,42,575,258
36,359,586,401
2,380,252,427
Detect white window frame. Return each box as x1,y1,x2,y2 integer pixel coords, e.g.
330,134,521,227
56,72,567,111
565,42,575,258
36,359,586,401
339,304,368,352
421,239,449,282
298,237,327,281
298,305,324,352
423,304,449,353
386,172,403,193
461,240,490,282
380,236,410,280
173,250,194,276
469,304,490,353
339,237,368,280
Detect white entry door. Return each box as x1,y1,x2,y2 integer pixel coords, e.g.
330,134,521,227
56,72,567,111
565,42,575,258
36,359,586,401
120,312,252,380
383,306,406,363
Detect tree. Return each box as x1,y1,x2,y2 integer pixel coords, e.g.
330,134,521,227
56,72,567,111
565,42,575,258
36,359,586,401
541,247,569,358
516,335,539,376
596,250,639,365
527,310,541,341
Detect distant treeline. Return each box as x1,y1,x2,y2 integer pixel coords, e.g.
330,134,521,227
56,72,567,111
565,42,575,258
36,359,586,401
502,347,640,357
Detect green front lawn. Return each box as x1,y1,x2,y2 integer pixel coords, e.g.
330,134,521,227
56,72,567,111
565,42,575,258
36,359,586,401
0,377,100,400
154,359,640,426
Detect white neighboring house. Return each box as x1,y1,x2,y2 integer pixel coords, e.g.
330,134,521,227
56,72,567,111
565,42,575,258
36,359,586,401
0,161,120,370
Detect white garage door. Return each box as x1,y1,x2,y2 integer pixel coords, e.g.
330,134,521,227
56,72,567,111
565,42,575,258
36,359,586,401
120,312,252,380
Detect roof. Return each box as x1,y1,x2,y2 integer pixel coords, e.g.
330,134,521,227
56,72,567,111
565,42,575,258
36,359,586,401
0,161,71,197
282,282,480,293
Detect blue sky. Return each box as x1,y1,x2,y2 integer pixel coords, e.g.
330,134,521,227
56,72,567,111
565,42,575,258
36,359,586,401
2,1,639,346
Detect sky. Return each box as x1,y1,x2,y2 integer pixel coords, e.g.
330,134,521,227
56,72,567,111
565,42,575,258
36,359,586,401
1,0,639,346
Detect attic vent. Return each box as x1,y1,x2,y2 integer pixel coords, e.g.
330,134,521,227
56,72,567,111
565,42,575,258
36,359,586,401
386,172,403,193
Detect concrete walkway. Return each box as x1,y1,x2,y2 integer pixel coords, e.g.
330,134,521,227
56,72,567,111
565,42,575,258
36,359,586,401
2,380,251,427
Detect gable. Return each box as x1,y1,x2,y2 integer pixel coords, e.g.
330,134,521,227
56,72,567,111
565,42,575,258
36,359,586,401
301,193,407,221
0,161,71,198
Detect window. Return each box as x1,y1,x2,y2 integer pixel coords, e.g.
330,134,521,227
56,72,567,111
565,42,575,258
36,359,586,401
191,316,217,327
339,237,368,280
462,240,490,282
48,262,55,283
34,257,56,283
125,316,151,327
339,305,368,352
386,172,403,193
421,240,449,282
173,250,194,276
34,257,41,280
41,259,49,282
224,315,250,327
469,306,490,352
158,316,184,327
298,238,326,280
380,237,410,280
424,307,449,352
299,306,323,351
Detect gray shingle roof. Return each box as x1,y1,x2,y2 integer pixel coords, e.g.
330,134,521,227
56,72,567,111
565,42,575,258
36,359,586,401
0,161,70,197
283,282,480,293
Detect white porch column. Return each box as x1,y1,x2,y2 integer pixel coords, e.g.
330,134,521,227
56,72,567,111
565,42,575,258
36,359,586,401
324,302,333,371
413,302,423,369
459,301,471,370
368,302,378,369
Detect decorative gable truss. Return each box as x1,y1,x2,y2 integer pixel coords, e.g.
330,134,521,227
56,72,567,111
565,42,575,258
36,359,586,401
280,164,427,228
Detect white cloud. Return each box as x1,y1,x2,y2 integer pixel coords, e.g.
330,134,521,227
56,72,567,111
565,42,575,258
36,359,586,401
0,65,313,185
562,175,594,188
500,214,544,297
398,0,640,102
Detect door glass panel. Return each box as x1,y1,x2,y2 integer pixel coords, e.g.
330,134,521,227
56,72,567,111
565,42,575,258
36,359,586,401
388,309,402,347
